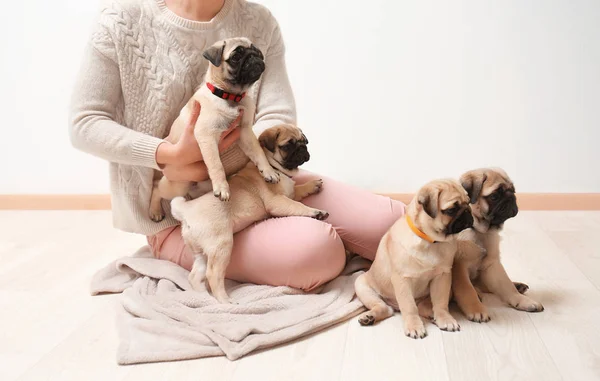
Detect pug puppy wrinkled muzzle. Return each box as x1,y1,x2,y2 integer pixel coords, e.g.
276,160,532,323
446,209,474,235
232,49,265,85
488,192,518,227
283,144,310,170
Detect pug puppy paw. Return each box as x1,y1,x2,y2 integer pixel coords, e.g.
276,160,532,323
404,315,427,339
311,209,329,220
259,167,280,184
308,179,324,195
434,311,460,332
213,183,230,201
510,294,544,312
463,303,491,322
358,312,375,326
149,209,165,223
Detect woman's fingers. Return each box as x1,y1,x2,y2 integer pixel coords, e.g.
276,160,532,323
231,109,244,127
187,100,201,129
182,100,201,137
218,127,242,152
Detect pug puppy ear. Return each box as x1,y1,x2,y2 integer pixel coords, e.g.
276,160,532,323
258,128,280,152
203,41,226,67
418,186,440,219
461,171,487,204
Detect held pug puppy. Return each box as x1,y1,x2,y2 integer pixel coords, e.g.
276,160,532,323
355,179,474,339
170,124,328,304
452,168,544,323
149,37,279,222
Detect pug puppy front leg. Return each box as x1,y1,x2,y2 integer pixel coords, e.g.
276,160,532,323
293,179,323,201
237,119,280,184
417,297,434,320
392,275,427,339
265,195,329,220
452,263,491,322
429,272,460,332
480,261,544,312
197,135,230,201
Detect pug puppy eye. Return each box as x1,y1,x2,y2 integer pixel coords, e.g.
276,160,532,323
279,143,292,151
230,52,242,62
489,191,502,201
444,207,458,216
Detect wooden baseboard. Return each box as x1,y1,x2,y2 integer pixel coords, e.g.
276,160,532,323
384,193,600,211
0,193,599,211
0,194,112,210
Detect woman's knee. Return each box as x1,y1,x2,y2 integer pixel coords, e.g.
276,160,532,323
227,217,346,291
290,218,346,290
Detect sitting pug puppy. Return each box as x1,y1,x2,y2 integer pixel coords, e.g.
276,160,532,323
452,168,544,322
149,37,279,222
170,124,328,304
355,179,473,339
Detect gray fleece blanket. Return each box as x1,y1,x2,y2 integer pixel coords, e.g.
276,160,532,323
90,245,368,364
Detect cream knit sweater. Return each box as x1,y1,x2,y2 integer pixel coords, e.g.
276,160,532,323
69,0,296,236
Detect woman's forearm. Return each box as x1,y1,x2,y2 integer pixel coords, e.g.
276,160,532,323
69,43,165,170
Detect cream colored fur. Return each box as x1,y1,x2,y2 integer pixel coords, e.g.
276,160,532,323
170,125,327,304
149,37,279,222
354,179,471,339
451,168,544,322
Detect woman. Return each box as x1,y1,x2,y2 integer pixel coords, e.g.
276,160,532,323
70,0,405,291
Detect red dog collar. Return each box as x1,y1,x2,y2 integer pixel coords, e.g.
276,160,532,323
206,83,246,102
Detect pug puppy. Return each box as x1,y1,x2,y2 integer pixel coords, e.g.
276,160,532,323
355,179,474,339
452,168,544,323
149,37,279,222
170,125,328,304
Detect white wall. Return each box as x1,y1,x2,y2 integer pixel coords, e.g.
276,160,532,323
1,0,599,194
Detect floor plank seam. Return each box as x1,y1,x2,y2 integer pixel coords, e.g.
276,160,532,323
336,323,350,381
527,314,565,381
546,235,600,294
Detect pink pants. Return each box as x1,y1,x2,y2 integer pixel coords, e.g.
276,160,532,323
147,171,405,291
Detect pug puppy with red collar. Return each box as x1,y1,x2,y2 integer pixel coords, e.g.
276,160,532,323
149,37,279,222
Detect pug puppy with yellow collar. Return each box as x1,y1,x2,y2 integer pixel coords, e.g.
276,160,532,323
450,168,544,322
170,124,328,304
149,37,280,222
355,179,474,339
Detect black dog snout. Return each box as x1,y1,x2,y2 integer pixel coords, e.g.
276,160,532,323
490,194,518,226
447,209,474,235
236,54,265,85
283,145,310,170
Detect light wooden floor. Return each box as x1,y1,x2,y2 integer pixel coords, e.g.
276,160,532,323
1,211,600,381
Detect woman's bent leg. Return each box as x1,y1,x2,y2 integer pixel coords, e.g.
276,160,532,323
292,170,406,261
147,216,346,291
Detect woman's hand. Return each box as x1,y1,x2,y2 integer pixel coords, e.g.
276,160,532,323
156,101,243,167
162,161,210,183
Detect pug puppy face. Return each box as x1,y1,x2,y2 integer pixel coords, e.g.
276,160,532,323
202,37,265,89
414,179,474,242
258,124,310,170
460,167,518,232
